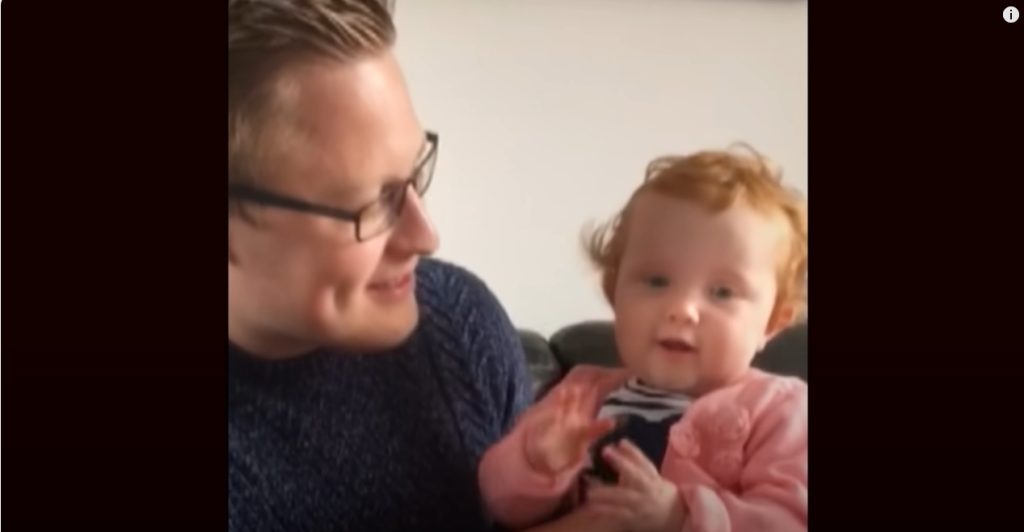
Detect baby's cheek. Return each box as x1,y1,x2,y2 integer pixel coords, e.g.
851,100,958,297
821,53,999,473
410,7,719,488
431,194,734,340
619,348,653,380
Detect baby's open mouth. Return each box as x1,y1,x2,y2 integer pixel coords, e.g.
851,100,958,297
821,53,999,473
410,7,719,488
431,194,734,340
658,339,696,353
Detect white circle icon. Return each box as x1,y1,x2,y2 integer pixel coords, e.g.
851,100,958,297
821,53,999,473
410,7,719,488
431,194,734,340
1006,6,1020,23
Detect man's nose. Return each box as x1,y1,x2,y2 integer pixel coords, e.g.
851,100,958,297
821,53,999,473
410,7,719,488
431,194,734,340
389,189,439,256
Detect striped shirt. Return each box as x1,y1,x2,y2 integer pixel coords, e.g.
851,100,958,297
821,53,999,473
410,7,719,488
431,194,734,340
585,379,692,484
597,378,692,423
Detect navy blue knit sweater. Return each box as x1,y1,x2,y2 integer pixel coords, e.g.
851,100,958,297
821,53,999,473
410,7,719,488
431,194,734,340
228,259,533,532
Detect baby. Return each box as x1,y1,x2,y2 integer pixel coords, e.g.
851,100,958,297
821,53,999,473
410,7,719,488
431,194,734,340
479,147,808,532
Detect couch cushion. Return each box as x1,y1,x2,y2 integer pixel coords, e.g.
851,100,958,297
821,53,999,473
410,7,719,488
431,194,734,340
754,322,807,381
550,320,620,369
517,329,563,398
549,320,807,382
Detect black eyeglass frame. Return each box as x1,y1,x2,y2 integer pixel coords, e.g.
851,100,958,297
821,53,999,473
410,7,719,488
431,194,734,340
229,131,438,242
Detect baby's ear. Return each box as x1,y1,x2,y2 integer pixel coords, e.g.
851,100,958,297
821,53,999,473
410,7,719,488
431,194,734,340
762,303,798,347
228,226,241,265
228,234,237,264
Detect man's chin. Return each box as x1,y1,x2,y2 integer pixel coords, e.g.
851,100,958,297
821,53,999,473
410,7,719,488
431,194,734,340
341,305,420,352
374,315,419,350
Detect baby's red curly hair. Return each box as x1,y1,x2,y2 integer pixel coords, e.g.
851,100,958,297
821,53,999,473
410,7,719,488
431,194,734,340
585,145,807,328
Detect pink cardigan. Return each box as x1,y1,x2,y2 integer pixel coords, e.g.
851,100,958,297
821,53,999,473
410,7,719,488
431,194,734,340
478,365,808,531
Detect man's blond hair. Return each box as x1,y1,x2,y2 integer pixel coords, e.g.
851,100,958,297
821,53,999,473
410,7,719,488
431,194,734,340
228,0,395,201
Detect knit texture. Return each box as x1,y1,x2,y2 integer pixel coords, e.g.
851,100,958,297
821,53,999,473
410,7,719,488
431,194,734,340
228,258,532,531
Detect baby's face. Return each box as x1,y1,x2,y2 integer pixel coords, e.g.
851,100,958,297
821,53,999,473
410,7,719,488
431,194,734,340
612,192,788,395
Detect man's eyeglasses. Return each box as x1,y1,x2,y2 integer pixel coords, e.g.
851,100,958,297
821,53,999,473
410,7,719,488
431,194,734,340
229,131,438,242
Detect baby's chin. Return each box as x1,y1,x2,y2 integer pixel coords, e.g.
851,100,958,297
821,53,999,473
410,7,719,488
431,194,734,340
630,365,700,394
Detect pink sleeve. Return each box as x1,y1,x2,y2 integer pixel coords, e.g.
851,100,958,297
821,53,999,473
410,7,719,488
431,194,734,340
477,366,630,530
477,410,583,529
663,381,808,532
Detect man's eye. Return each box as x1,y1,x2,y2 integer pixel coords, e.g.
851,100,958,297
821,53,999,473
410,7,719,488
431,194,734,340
709,285,734,300
644,276,669,289
379,184,405,205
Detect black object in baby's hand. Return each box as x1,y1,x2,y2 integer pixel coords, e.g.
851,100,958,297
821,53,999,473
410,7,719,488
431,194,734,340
583,416,630,485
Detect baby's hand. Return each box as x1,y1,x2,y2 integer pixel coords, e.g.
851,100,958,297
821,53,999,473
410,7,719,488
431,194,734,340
585,440,688,532
519,504,632,532
523,383,617,476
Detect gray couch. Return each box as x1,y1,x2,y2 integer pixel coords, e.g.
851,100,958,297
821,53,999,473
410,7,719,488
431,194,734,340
518,320,807,399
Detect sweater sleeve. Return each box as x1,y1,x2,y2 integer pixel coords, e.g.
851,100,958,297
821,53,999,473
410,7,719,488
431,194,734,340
662,380,808,532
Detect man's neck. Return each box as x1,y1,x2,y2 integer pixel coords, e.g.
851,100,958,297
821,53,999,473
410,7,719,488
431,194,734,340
228,319,319,360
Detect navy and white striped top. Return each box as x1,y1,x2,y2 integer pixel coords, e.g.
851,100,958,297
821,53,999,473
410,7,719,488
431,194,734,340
586,378,692,483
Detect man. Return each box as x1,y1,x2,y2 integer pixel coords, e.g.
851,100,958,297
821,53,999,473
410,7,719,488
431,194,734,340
228,1,532,529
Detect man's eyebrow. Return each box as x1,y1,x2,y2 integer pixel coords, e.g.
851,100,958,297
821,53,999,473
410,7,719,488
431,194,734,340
380,134,431,184
318,134,431,199
318,180,365,201
408,135,431,168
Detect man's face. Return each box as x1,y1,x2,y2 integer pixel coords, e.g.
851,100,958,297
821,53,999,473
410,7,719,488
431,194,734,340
228,52,439,356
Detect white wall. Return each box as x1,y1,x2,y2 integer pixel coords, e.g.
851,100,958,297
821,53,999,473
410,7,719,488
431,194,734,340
395,0,807,336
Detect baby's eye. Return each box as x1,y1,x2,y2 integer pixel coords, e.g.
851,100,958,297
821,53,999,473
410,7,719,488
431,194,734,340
708,285,734,300
644,275,669,289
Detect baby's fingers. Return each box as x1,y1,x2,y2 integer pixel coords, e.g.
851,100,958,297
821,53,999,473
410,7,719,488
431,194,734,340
585,417,617,441
616,439,661,477
585,502,633,524
602,441,657,488
586,485,644,510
